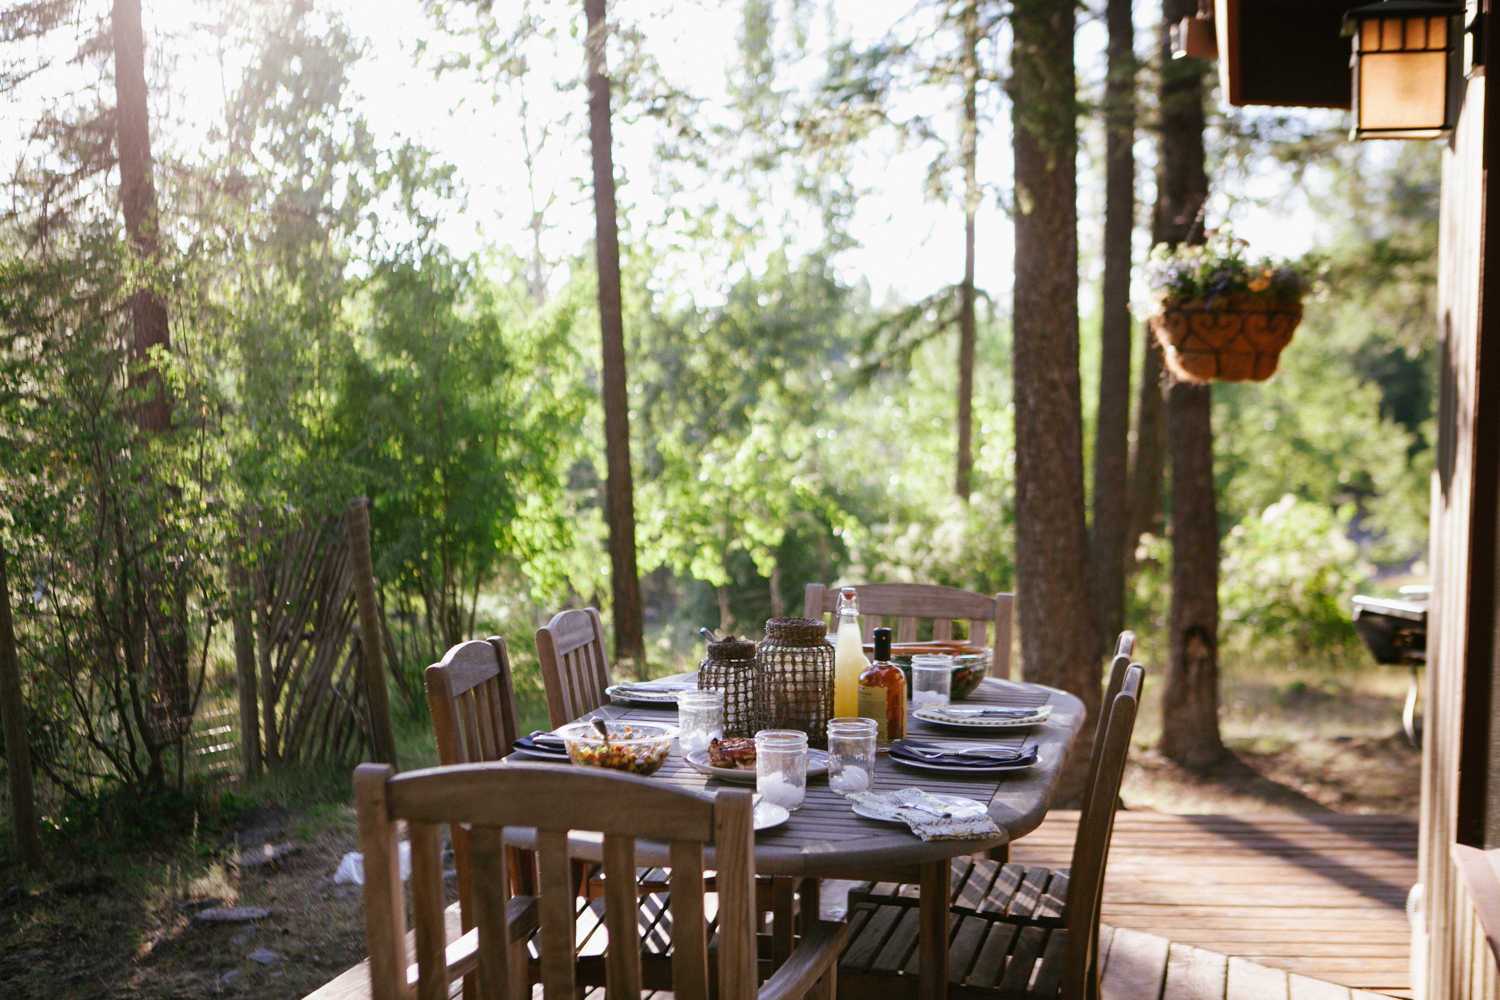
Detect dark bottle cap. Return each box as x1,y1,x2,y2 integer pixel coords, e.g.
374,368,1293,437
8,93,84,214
874,627,892,661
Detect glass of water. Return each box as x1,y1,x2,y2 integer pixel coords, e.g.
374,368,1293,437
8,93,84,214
677,690,725,755
827,717,878,796
911,654,954,709
756,729,809,811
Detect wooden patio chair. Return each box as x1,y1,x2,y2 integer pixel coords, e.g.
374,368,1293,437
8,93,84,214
354,760,848,1000
535,607,612,729
803,582,1014,678
424,637,533,1000
839,662,1144,999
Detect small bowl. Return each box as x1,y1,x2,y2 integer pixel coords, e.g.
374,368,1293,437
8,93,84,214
557,721,677,776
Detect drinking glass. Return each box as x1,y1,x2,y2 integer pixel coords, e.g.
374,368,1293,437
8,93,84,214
826,717,878,795
677,690,725,755
911,654,954,709
756,729,809,811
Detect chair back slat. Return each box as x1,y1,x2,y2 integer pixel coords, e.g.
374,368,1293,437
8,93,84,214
668,841,709,1000
602,834,643,999
536,829,577,998
537,608,613,728
1077,633,1135,837
1060,663,1143,999
357,762,753,1000
468,825,513,1000
355,766,412,1000
804,582,1014,678
713,791,758,1000
410,820,450,1000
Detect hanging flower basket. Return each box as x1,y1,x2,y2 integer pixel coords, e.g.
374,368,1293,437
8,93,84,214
1145,231,1317,384
1149,294,1304,384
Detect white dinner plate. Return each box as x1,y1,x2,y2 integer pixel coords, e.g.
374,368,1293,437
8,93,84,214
685,748,830,784
850,794,989,824
753,801,790,831
605,673,700,706
911,704,1052,730
888,751,1041,774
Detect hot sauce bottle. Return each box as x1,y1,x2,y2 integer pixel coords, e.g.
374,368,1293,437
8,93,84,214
858,627,906,744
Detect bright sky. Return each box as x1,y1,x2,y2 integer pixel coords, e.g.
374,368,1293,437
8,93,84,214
1,0,1328,310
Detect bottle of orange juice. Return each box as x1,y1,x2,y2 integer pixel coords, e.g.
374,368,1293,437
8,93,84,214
833,587,869,719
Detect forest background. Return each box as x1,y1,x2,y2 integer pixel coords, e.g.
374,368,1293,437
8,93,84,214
0,0,1437,843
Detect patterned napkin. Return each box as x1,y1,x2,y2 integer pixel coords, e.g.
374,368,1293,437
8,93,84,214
847,788,1002,841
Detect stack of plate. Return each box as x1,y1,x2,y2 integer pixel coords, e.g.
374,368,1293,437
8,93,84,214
887,739,1040,773
911,703,1052,729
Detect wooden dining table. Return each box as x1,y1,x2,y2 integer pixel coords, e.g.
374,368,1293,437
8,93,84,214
504,676,1085,1000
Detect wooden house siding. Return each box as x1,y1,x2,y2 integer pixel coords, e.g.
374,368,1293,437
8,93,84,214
1422,69,1499,1000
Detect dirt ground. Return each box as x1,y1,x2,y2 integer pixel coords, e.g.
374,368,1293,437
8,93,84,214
0,665,1422,999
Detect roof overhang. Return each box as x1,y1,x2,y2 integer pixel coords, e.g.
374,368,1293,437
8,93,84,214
1214,0,1363,108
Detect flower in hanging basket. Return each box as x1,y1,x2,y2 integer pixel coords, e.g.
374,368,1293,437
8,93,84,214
1145,233,1319,384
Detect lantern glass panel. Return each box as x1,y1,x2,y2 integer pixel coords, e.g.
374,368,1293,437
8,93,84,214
1405,17,1427,49
1427,15,1446,48
1381,18,1405,50
1359,51,1448,129
1362,19,1381,49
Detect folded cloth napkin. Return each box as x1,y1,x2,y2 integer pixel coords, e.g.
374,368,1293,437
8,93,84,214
512,731,569,757
888,739,1038,769
846,788,1002,841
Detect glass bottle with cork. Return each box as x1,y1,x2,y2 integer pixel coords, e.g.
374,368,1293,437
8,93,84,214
858,626,906,744
832,587,869,719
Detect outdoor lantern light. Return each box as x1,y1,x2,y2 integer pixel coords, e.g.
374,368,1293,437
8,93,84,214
1344,0,1465,139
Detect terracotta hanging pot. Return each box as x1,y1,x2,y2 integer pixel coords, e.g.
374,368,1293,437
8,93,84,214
1149,294,1304,384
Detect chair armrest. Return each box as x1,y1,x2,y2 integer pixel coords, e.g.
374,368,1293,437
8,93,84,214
756,920,848,1000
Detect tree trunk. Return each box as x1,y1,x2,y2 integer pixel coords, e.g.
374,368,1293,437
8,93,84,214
1091,0,1137,659
1154,0,1223,766
1160,380,1224,765
0,540,43,868
1126,333,1166,553
112,0,170,434
955,0,979,501
1010,0,1098,801
585,0,647,680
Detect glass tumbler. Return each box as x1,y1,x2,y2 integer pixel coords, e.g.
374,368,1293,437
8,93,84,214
911,654,954,709
755,729,809,811
677,690,725,755
826,717,878,796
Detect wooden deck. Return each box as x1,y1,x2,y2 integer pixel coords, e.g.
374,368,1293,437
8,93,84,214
1008,811,1419,998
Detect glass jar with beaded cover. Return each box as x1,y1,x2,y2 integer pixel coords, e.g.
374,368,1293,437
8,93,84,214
698,630,758,738
754,617,836,749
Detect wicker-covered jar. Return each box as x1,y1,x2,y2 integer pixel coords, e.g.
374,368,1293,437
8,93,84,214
698,632,758,738
754,617,835,749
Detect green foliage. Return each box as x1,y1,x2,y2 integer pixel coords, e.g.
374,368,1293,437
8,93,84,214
1146,231,1316,302
1220,495,1364,660
334,251,587,674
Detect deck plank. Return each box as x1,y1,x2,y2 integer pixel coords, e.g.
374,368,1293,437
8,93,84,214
1227,955,1289,1000
1100,927,1170,1000
1163,942,1228,1000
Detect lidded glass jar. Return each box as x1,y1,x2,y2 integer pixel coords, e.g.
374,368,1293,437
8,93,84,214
698,630,758,737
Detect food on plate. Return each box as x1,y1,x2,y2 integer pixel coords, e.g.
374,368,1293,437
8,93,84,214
707,737,758,770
